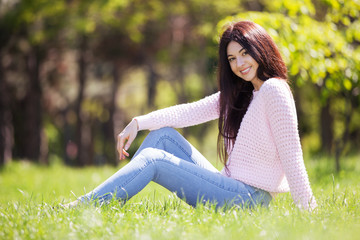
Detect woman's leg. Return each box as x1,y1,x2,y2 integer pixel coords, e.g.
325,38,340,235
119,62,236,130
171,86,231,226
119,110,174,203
133,127,219,173
79,127,217,204
80,147,271,208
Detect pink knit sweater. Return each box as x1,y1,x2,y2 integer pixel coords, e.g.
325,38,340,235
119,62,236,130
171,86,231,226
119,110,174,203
135,78,317,210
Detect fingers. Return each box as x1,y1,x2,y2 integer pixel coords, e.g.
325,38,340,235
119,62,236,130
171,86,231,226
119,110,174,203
117,131,128,160
124,133,136,151
122,149,129,157
117,120,138,160
120,136,133,161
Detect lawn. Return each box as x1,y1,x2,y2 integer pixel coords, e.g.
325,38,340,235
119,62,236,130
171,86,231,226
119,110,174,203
0,155,359,240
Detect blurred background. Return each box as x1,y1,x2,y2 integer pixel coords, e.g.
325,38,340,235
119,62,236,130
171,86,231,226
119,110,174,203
0,0,359,171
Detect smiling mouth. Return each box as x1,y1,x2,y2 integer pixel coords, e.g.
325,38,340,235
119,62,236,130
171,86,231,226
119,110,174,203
240,66,251,75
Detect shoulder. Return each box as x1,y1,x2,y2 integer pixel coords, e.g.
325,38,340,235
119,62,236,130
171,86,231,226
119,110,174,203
260,78,293,100
261,78,291,92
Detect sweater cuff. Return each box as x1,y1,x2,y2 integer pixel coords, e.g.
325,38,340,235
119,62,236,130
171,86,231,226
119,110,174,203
133,115,153,131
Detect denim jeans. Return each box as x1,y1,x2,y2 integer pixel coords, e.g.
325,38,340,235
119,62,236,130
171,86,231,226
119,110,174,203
81,127,272,208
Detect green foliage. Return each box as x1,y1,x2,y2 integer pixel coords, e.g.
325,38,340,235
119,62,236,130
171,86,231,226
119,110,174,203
1,0,68,45
0,157,359,239
262,0,316,17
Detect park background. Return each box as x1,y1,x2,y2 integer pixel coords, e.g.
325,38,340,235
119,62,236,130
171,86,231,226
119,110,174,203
0,0,359,239
0,0,359,169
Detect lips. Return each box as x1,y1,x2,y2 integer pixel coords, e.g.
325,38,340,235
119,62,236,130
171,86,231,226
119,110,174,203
240,66,251,75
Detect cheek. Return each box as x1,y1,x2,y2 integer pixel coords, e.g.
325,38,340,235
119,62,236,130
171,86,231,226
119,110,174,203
249,57,259,68
253,62,259,71
229,62,236,73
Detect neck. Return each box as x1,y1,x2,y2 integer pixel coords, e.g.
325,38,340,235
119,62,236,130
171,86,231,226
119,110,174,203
251,78,263,91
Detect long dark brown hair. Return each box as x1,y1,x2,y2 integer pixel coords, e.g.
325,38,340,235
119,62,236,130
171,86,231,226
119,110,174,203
217,21,288,169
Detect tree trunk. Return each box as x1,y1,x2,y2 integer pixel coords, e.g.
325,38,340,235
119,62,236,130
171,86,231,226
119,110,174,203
102,62,121,166
75,35,92,166
147,61,158,110
334,97,353,172
0,53,13,165
320,97,333,154
21,47,43,162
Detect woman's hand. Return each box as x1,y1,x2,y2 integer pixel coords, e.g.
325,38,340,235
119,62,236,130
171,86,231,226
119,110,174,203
117,119,139,160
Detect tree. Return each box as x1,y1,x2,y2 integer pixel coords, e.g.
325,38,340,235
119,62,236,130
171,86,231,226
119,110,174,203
0,0,69,163
0,4,16,165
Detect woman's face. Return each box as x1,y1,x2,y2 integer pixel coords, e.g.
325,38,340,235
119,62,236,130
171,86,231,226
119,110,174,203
226,41,261,89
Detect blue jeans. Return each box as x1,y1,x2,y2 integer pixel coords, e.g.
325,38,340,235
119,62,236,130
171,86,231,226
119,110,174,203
81,127,272,208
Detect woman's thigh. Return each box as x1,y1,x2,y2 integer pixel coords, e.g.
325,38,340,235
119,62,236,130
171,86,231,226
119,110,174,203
141,148,272,208
134,127,219,173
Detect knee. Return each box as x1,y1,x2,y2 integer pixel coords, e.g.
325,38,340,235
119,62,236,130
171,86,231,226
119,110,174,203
137,147,168,162
147,127,177,140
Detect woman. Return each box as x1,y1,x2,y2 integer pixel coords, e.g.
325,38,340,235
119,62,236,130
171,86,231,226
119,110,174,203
66,21,317,210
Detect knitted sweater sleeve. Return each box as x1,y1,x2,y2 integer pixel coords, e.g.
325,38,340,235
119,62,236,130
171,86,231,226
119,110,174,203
134,92,220,131
264,80,317,210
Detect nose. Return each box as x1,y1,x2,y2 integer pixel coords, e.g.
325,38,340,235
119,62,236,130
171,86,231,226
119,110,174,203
236,57,245,68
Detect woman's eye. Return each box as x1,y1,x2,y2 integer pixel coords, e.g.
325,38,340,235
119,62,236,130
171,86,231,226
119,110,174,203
228,58,235,62
242,51,248,56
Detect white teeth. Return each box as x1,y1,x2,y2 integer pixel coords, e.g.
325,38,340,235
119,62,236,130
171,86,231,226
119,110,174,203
241,67,251,74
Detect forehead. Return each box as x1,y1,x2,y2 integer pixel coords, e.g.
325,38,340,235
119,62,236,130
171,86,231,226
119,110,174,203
226,41,244,54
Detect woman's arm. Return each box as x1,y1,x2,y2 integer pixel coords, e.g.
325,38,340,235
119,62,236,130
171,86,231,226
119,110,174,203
134,92,220,131
265,80,317,210
117,92,220,161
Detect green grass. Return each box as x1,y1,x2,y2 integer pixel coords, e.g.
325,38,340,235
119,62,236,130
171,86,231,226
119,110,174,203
0,155,359,240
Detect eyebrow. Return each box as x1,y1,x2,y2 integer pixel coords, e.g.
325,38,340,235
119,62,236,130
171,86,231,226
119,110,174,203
227,47,245,57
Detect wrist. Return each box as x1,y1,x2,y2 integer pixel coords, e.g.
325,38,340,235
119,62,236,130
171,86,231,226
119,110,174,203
133,118,139,131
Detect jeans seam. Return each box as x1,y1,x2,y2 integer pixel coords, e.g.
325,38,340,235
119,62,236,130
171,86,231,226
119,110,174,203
155,156,250,195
